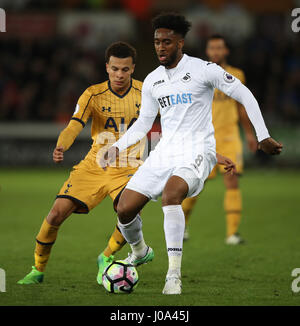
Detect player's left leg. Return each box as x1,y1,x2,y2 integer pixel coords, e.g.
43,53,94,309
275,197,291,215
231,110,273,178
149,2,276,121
181,196,197,241
223,172,244,244
116,189,154,266
218,135,244,244
96,169,139,284
181,165,217,240
161,175,189,295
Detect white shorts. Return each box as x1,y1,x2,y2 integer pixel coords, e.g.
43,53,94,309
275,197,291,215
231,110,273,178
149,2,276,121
125,151,217,201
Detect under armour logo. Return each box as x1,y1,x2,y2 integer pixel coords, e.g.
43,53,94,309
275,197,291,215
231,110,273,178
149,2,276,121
102,107,111,112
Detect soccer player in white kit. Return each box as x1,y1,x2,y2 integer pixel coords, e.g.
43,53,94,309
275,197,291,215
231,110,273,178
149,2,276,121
100,13,283,294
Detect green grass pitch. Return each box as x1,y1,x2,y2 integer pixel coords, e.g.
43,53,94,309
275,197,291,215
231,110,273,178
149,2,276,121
0,167,299,306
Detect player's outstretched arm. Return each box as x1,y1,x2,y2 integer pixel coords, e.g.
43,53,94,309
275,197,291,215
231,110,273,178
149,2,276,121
237,103,257,153
99,114,155,169
230,84,283,156
258,137,283,155
99,75,158,169
216,153,237,175
205,64,283,156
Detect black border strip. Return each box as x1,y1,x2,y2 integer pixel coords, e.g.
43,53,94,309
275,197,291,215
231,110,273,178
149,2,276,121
56,195,89,214
108,79,132,98
36,239,55,246
112,186,126,212
132,85,142,92
71,117,85,128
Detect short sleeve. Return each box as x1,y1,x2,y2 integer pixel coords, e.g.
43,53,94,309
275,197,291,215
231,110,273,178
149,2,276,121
71,88,93,126
204,63,241,97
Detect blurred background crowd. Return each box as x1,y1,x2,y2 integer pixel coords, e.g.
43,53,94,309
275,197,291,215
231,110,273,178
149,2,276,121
1,0,299,124
0,0,299,166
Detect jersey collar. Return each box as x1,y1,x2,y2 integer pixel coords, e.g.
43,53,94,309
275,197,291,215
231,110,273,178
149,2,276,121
162,54,189,82
108,79,132,98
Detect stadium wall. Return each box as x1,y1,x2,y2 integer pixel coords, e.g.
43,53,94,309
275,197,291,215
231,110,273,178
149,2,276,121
0,122,299,168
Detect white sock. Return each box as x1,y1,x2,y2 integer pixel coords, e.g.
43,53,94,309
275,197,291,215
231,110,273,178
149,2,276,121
118,214,148,258
162,205,185,278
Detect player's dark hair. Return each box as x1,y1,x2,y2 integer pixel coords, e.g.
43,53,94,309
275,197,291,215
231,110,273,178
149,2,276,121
105,41,137,64
152,12,192,38
206,34,230,48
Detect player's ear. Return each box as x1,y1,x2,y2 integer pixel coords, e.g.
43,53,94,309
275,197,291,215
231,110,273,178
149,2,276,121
106,63,109,73
178,38,184,50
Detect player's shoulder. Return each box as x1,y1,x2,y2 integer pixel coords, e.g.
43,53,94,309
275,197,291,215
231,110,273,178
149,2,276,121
186,54,208,67
85,81,110,96
145,66,164,81
131,78,143,92
186,55,218,75
142,66,165,90
225,65,245,79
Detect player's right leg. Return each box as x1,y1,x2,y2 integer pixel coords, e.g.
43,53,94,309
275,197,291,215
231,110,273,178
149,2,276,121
117,189,154,267
161,175,189,295
223,172,244,244
17,198,78,284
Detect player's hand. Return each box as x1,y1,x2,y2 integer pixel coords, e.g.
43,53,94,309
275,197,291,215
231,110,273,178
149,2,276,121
53,146,64,163
258,137,283,155
99,146,119,170
246,133,258,153
216,153,237,175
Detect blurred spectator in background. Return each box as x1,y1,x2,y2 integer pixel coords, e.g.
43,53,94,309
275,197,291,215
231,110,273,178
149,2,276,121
0,0,299,125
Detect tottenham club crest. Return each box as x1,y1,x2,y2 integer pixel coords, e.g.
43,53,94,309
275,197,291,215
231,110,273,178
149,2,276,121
181,72,191,83
223,72,235,83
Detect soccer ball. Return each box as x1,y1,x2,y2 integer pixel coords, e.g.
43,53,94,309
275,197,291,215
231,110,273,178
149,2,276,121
102,260,139,294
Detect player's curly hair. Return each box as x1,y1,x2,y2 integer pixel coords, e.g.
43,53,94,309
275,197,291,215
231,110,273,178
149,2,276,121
105,41,137,64
152,12,192,38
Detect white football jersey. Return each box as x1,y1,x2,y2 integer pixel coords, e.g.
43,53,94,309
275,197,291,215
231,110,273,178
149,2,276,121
139,54,241,167
115,53,269,169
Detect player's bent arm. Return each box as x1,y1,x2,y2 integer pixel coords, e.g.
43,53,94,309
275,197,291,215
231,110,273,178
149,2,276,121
216,153,237,175
56,119,84,152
